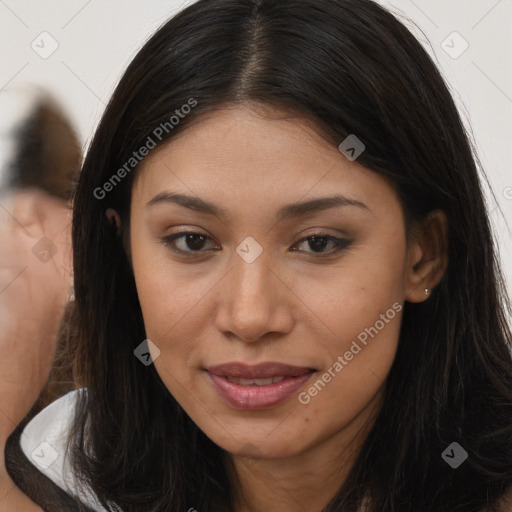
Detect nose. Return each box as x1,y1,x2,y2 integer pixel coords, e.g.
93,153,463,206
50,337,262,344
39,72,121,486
214,249,294,343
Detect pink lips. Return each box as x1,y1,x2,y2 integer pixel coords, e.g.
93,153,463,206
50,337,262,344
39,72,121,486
206,362,314,410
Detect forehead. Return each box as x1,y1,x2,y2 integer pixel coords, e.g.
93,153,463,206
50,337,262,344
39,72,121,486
131,104,399,216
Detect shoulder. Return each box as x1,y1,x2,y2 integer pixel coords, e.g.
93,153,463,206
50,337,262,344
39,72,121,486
4,389,112,512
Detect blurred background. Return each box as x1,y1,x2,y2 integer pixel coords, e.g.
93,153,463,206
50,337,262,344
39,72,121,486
0,0,511,301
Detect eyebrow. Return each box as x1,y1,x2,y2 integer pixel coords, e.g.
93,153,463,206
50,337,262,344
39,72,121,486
146,192,369,221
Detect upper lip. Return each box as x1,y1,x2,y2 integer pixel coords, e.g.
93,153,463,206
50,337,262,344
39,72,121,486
206,362,314,379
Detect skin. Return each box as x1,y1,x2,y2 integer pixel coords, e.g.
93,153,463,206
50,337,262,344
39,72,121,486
0,189,72,512
121,103,449,512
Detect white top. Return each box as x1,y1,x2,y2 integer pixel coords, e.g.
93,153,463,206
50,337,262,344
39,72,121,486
19,389,117,511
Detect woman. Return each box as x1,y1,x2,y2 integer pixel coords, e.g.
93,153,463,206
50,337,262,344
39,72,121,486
4,0,512,510
0,88,79,511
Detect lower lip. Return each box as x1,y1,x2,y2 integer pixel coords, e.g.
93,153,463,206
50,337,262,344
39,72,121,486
207,371,314,410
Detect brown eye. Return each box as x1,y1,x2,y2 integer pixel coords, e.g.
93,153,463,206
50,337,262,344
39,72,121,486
161,232,218,254
292,234,351,255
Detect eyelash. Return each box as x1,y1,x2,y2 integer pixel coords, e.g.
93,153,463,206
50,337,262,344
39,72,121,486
160,231,351,258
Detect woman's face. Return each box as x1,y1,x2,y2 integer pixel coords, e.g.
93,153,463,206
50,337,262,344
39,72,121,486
129,104,423,460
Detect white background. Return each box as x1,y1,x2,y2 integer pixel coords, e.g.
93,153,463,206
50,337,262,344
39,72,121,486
1,0,511,304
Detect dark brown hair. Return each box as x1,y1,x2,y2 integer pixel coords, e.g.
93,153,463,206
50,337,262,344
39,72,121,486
2,92,81,200
66,0,512,510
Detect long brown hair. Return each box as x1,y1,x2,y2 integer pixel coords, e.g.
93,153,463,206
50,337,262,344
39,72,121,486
68,0,512,510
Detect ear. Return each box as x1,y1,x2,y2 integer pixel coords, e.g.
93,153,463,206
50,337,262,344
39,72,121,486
105,208,121,233
8,187,73,277
404,209,449,303
105,208,132,264
10,188,71,241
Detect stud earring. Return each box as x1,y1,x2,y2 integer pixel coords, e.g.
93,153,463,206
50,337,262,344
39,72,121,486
424,288,431,295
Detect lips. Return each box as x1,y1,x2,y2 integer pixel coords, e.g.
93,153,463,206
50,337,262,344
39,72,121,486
205,362,315,410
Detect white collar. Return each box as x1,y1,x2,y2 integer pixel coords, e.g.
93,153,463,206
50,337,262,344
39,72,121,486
20,388,115,511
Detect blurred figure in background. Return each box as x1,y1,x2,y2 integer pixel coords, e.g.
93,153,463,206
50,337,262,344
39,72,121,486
0,87,80,511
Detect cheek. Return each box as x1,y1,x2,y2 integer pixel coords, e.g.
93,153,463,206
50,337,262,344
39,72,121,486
132,265,205,399
130,217,199,337
133,265,204,350
130,241,217,390
299,232,407,349
293,235,406,417
292,272,403,441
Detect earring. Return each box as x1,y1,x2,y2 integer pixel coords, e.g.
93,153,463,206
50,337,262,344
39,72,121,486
424,288,431,295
